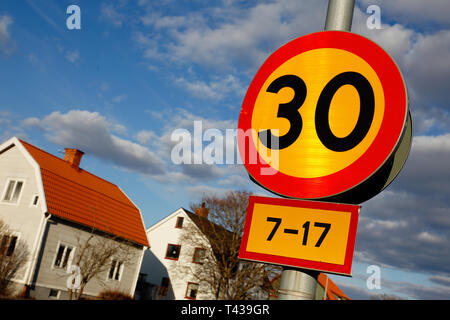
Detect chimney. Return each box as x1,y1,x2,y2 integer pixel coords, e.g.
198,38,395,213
64,148,84,169
195,202,209,219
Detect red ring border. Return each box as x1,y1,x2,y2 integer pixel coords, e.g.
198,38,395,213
238,31,408,199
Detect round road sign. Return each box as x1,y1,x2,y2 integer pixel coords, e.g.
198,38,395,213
238,31,409,202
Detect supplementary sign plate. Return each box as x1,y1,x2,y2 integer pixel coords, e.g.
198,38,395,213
239,196,359,276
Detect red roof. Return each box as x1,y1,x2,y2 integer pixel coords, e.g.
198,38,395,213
20,140,149,247
317,273,350,300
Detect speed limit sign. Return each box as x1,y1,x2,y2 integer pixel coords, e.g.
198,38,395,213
238,31,410,202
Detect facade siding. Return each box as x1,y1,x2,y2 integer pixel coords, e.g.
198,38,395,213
32,217,144,299
0,144,44,285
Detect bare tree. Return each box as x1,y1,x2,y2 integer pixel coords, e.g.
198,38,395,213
0,220,29,298
67,228,138,300
175,190,280,300
370,293,404,300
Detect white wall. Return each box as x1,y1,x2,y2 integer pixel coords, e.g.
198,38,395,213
142,209,215,300
0,142,45,286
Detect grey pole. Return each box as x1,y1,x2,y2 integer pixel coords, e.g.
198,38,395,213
277,268,320,300
277,0,355,300
324,0,355,31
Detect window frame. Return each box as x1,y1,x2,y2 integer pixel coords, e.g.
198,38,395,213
164,243,181,261
185,282,199,300
1,178,25,205
48,289,60,299
192,247,206,264
107,258,124,282
0,232,20,257
30,194,39,207
175,216,184,229
52,242,75,271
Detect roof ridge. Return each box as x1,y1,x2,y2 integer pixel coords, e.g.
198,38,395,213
19,139,119,188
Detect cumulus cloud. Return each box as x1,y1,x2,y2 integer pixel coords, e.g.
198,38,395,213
20,108,248,189
23,110,166,175
136,0,327,71
175,74,245,101
134,1,450,135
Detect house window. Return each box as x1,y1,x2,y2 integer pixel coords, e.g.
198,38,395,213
185,282,199,300
165,244,181,260
108,259,123,281
48,289,59,299
2,179,24,204
0,235,18,257
53,243,73,269
31,195,39,206
158,277,170,296
175,217,184,228
192,248,206,264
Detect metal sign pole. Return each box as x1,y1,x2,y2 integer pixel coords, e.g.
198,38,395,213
324,0,355,31
277,0,355,300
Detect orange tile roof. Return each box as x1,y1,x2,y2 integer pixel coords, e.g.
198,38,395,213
317,273,350,300
20,140,149,247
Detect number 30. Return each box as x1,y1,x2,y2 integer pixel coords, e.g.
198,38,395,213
258,71,375,152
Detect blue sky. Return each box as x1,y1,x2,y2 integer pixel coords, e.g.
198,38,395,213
1,0,450,299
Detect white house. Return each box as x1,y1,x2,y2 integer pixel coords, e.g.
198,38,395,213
137,206,217,300
137,204,271,300
0,137,149,299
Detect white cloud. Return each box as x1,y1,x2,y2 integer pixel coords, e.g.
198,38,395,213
417,231,446,244
65,50,80,63
0,14,14,55
100,3,126,28
111,94,128,103
402,30,450,105
136,0,326,71
412,134,450,153
175,74,244,100
23,110,166,175
135,130,157,145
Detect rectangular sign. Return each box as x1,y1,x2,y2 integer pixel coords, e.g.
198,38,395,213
239,196,360,276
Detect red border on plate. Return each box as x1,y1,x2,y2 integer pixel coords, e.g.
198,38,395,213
238,31,408,199
238,196,360,276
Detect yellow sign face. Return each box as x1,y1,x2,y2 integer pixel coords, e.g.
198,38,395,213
239,196,359,275
251,48,385,178
247,203,350,264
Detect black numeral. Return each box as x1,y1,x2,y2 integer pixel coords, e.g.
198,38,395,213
266,217,281,241
259,71,374,152
259,75,307,150
313,222,331,247
302,221,310,246
266,218,331,247
315,71,375,152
